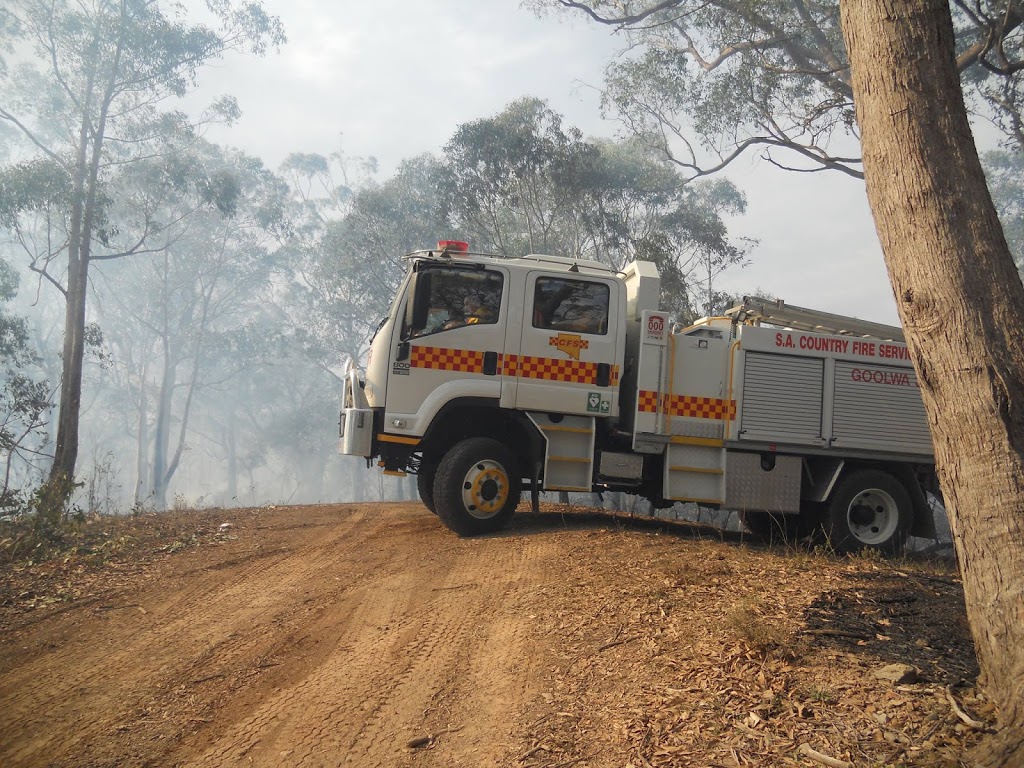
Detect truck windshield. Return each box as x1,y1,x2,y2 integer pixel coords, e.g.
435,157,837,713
410,267,503,337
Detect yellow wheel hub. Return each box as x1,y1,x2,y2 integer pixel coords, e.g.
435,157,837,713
461,460,509,519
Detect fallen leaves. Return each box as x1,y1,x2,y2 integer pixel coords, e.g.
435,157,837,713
515,522,979,768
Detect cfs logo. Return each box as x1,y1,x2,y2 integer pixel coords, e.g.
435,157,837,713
549,333,589,361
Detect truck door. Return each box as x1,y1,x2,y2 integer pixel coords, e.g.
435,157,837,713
384,265,507,435
514,272,622,417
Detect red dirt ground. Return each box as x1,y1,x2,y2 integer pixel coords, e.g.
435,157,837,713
0,502,987,767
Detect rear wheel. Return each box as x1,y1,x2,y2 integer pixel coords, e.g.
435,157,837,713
434,437,521,536
827,470,911,554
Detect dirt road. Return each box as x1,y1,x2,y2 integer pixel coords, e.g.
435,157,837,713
0,503,982,767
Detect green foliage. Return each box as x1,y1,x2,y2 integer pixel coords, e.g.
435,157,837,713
296,99,752,353
434,98,751,313
540,1,1024,177
8,470,81,536
306,154,447,360
0,158,71,227
0,258,51,500
983,150,1024,274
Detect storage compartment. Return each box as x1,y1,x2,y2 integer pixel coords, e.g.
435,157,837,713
724,451,801,513
739,352,824,445
598,451,643,480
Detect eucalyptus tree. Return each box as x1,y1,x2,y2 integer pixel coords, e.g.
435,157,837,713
316,154,449,361
0,0,284,508
534,1,1024,178
236,148,398,504
438,98,750,315
295,156,449,502
94,144,288,509
842,5,1024,764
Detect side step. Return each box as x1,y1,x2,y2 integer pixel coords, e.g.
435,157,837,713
664,436,725,506
527,412,595,493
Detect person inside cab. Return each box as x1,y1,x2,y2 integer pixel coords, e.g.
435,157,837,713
463,292,493,324
443,291,494,330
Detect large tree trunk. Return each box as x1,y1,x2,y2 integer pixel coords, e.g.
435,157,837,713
49,255,88,488
840,2,1024,764
47,113,93,500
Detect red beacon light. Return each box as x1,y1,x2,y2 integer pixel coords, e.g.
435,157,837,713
437,240,470,255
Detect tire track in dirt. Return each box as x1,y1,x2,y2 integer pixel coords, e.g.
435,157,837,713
187,568,436,766
432,532,561,766
0,505,394,766
178,514,565,768
0,503,585,768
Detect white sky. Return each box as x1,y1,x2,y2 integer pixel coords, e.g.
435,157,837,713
190,0,904,325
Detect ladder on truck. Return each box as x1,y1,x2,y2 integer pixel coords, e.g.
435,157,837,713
725,297,905,342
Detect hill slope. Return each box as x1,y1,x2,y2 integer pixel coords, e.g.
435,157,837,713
0,503,985,767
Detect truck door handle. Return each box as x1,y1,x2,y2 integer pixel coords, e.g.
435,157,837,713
396,342,410,362
596,362,610,387
483,350,498,375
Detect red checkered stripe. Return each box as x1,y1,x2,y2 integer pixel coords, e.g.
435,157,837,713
502,354,518,377
410,346,619,385
667,394,736,420
410,345,484,373
637,390,660,412
637,390,736,420
515,355,619,385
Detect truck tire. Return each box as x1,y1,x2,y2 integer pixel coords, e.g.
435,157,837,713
827,470,911,554
416,464,437,514
434,437,521,536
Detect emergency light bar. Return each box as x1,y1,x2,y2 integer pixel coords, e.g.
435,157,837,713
437,240,470,254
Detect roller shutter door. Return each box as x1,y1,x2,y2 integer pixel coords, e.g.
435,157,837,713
739,352,823,444
832,361,932,454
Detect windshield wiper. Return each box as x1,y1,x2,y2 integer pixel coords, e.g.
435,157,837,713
369,316,388,343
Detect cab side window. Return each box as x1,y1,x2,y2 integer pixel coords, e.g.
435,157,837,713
532,277,609,335
416,268,503,336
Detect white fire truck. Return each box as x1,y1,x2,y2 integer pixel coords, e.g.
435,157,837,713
339,241,938,552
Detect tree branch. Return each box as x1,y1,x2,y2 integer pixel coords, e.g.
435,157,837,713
0,109,71,171
556,0,684,28
955,1,1024,72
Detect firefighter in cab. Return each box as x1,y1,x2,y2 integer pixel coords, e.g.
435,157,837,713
443,291,493,330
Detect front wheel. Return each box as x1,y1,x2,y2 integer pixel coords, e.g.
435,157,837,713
827,470,911,554
416,463,437,515
434,438,521,536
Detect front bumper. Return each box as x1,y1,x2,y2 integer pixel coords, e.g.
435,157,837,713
339,407,374,457
338,364,375,458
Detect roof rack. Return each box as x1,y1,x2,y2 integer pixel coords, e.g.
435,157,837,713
400,248,613,273
725,296,905,342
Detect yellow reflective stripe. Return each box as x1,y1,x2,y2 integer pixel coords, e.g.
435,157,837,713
378,434,421,446
668,436,724,447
